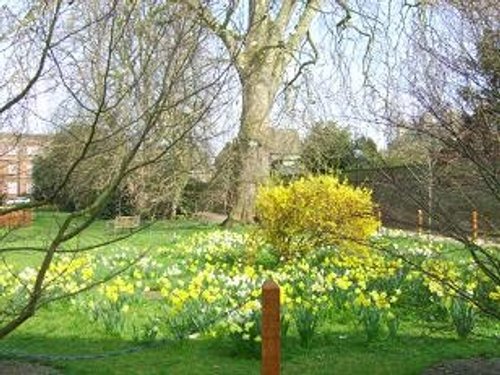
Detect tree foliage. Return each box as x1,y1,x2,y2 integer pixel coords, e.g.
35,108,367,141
32,123,127,215
302,122,381,174
302,122,354,174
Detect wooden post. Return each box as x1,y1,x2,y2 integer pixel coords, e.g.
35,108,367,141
417,209,423,236
262,279,280,375
472,210,478,242
377,208,382,232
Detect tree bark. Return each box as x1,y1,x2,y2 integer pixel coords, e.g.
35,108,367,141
194,1,321,224
228,66,279,223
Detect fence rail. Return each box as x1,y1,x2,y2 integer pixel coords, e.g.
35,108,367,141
346,164,499,238
0,209,32,228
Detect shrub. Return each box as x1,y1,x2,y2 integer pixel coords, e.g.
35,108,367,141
255,175,379,260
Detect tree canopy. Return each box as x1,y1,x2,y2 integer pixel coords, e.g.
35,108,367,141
302,121,381,174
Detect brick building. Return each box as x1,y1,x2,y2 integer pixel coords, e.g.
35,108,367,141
0,133,49,200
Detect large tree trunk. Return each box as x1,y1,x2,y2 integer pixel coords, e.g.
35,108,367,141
228,67,279,223
207,1,319,225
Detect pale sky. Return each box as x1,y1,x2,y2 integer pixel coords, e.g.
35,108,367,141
0,1,468,153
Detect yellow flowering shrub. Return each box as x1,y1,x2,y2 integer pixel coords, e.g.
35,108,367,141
256,175,379,259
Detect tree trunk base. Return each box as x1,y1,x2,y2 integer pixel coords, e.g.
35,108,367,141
221,216,238,228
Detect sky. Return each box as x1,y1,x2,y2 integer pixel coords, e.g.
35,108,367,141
0,1,474,153
201,0,424,151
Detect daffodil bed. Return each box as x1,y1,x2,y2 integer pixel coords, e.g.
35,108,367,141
0,221,499,374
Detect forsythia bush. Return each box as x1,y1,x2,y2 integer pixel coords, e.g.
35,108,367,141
256,175,379,259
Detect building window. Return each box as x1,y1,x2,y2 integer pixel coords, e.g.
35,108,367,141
27,146,39,156
6,146,17,156
7,182,18,195
7,164,18,175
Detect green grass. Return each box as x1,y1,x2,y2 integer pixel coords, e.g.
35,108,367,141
1,211,499,374
1,211,216,267
2,303,498,374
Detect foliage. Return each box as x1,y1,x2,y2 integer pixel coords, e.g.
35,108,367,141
301,122,382,174
255,175,380,259
127,133,212,219
31,123,134,218
354,136,382,169
31,123,208,219
203,140,240,214
384,128,436,166
359,306,382,341
301,122,355,174
293,306,320,347
450,298,476,339
181,178,209,215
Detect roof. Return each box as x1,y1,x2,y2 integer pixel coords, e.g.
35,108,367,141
265,128,301,156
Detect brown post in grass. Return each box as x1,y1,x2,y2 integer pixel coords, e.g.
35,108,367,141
262,279,280,375
472,210,478,242
417,209,423,236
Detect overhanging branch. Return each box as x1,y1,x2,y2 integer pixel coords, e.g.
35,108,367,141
177,0,241,57
282,31,318,91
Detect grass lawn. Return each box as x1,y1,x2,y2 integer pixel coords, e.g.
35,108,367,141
3,301,498,375
0,211,499,374
1,211,215,267
3,303,499,374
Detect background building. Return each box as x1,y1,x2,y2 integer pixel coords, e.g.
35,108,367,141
0,133,49,200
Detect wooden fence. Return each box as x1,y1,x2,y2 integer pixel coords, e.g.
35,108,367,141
347,165,499,238
413,209,481,241
0,209,33,228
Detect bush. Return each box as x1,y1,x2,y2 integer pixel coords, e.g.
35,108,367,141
255,175,379,260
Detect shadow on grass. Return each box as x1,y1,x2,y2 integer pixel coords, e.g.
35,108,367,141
0,334,260,375
0,331,498,375
279,331,499,375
